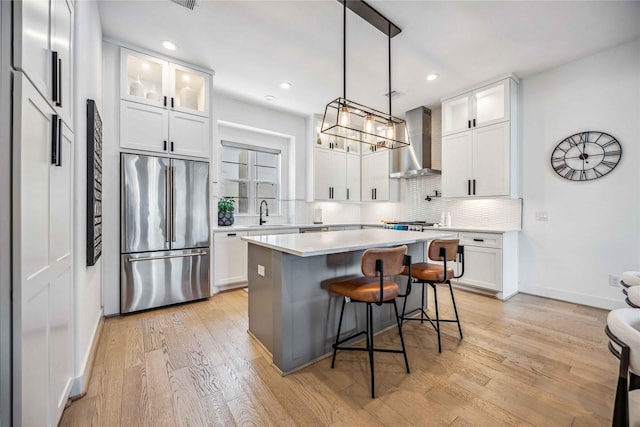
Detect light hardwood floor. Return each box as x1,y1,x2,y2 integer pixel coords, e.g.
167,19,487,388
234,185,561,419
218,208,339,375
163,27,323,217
61,289,617,426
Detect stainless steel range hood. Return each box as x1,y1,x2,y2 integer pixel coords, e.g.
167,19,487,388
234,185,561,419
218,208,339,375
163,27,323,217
389,106,441,178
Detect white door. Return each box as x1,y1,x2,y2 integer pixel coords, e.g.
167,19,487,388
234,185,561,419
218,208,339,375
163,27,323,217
50,122,73,269
49,267,72,422
442,92,472,136
169,111,210,158
371,151,389,201
472,122,510,197
169,63,210,117
314,148,331,201
472,79,510,129
441,132,473,198
330,151,347,201
120,100,169,153
361,154,375,202
51,0,73,125
346,154,360,201
13,0,52,102
214,232,248,286
458,246,502,291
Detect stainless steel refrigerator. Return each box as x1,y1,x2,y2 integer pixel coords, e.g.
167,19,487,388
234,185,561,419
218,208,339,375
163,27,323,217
120,153,210,313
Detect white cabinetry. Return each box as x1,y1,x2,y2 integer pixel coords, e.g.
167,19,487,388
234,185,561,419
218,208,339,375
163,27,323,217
442,122,510,197
214,232,248,287
361,150,393,201
443,231,518,300
442,79,510,136
441,77,518,198
13,0,74,125
13,74,73,427
346,154,360,201
314,148,347,201
119,48,211,159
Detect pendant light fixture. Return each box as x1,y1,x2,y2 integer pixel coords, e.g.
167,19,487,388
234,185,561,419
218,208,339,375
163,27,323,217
321,0,409,150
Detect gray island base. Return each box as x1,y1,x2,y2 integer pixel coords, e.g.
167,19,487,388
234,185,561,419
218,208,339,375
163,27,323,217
242,229,455,374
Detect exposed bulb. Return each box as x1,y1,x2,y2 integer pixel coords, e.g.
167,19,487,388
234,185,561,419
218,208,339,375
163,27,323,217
363,114,375,134
338,106,351,129
385,121,396,140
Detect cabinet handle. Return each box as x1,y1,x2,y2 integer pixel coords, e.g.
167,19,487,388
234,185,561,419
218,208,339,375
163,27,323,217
374,188,377,200
473,179,476,195
51,51,59,104
171,141,174,152
371,188,374,200
56,117,62,167
51,115,59,165
227,233,237,237
473,238,484,242
171,97,174,108
467,180,471,195
163,140,167,151
57,57,62,107
347,146,350,153
164,96,167,107
468,120,471,129
347,188,349,200
473,118,476,127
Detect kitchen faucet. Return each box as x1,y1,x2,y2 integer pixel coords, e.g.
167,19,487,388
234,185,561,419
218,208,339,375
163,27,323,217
259,200,269,225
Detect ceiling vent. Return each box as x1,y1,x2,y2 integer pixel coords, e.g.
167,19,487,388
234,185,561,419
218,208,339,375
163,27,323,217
170,0,199,10
384,90,403,99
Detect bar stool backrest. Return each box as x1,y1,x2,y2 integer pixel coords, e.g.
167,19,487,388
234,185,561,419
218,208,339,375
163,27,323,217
428,239,460,262
361,245,408,277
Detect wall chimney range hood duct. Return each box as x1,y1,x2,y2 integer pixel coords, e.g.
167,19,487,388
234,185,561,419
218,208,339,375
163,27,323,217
389,106,441,178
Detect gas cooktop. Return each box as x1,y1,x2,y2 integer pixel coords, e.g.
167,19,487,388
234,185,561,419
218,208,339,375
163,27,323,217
384,221,437,231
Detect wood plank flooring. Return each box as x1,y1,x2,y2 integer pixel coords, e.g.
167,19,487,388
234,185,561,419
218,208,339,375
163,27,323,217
60,289,618,426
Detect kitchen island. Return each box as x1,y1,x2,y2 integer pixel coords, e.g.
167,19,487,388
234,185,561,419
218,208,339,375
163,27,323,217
242,228,454,374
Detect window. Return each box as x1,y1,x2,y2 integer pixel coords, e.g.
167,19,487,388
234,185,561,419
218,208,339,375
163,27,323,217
220,142,280,215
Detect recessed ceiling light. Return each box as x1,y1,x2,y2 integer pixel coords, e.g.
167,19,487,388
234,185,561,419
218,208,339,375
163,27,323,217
264,95,275,101
279,81,292,89
426,73,439,81
162,40,177,51
183,75,190,82
142,62,150,70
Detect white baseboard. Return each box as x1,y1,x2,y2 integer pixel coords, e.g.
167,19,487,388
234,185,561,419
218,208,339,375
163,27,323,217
518,283,627,310
70,310,104,398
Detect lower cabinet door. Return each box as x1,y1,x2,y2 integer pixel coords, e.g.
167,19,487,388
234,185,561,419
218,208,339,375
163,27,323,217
213,232,248,287
458,246,502,291
49,267,72,423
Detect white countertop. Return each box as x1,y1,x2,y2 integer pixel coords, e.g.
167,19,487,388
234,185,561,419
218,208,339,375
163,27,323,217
213,222,381,233
242,228,455,257
423,225,521,233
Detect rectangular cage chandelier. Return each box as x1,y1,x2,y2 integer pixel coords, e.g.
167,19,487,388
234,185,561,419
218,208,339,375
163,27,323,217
321,0,409,150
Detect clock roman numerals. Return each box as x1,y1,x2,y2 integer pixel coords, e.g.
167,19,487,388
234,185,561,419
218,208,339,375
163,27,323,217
551,131,621,181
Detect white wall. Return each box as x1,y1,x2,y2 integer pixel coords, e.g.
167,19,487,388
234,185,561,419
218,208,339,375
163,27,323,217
519,39,640,309
71,0,103,396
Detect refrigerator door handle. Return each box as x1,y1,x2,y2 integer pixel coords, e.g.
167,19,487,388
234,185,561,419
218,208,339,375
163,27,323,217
165,165,171,242
171,166,177,242
127,252,207,263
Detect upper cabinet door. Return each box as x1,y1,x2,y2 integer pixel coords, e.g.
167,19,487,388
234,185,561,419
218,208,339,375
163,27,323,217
471,122,510,197
120,100,169,153
346,154,360,202
442,93,472,136
169,112,210,158
472,79,510,128
51,0,73,125
441,132,473,198
120,48,169,108
169,63,210,117
13,0,52,102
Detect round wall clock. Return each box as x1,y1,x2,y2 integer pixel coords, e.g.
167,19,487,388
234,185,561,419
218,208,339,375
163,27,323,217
550,131,622,181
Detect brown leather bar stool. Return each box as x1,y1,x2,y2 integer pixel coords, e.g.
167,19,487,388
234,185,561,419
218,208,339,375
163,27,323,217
400,239,464,353
329,245,412,398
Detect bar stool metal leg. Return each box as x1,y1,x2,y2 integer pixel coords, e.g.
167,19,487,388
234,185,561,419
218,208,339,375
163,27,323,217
367,303,375,398
432,284,442,353
448,281,463,339
393,300,410,374
331,297,347,368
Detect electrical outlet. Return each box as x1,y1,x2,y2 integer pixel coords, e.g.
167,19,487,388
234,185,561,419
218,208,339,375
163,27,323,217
609,274,621,287
258,265,265,277
536,211,550,221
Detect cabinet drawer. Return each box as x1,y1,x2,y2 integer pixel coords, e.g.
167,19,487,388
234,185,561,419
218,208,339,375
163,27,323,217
459,232,502,249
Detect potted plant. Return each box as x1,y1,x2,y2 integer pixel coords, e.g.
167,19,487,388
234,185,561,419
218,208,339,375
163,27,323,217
218,198,235,226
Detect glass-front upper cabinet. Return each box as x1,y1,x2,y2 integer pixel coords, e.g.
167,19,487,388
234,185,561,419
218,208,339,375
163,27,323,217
169,63,209,117
120,48,210,117
442,78,511,136
121,49,169,108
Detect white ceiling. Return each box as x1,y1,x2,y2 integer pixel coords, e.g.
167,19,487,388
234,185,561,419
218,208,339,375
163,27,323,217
98,0,640,118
